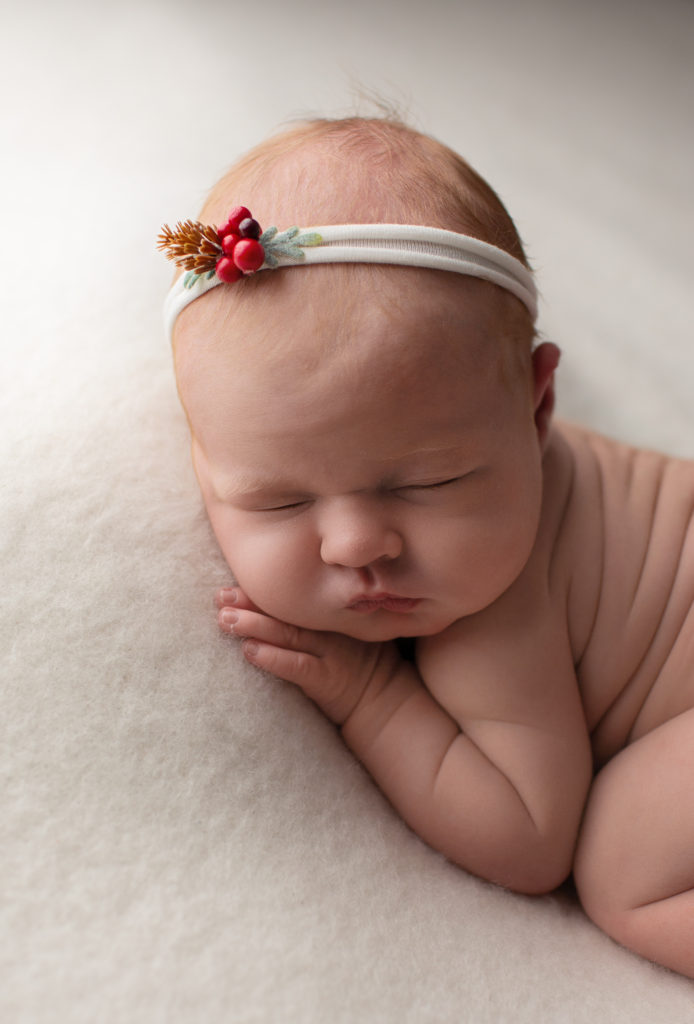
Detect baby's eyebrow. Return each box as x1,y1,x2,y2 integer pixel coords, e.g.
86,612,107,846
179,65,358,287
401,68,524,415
213,471,300,500
378,445,477,473
215,446,479,496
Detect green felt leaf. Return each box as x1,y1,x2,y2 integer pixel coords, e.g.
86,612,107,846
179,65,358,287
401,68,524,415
183,269,216,289
262,226,323,266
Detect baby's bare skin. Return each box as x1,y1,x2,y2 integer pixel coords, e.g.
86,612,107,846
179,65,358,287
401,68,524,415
556,422,694,759
216,418,694,974
169,118,694,977
175,264,694,976
549,422,694,975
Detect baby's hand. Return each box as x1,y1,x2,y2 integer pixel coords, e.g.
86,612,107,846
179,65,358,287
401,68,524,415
215,587,401,725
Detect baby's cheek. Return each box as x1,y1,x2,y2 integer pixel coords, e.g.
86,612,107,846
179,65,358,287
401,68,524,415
436,513,536,613
481,521,537,596
221,535,309,620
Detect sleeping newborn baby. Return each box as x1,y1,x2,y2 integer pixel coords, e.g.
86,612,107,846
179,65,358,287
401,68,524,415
159,116,694,977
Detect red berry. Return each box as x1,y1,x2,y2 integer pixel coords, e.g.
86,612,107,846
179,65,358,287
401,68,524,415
239,217,261,239
215,256,243,283
221,232,240,256
227,206,252,233
218,207,251,237
233,239,265,273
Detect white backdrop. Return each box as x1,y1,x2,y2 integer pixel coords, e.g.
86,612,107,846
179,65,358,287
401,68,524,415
2,1,693,1021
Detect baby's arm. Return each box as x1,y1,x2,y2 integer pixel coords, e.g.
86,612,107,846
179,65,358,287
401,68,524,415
218,583,592,895
364,598,592,893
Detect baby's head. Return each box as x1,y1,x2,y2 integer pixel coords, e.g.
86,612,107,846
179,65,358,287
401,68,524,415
163,117,558,640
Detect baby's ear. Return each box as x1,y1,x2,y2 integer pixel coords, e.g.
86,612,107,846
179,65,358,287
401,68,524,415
531,342,560,449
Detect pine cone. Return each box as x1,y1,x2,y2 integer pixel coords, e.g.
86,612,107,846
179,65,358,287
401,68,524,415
157,220,222,273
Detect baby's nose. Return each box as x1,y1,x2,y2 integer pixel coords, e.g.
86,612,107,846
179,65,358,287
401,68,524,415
318,500,402,568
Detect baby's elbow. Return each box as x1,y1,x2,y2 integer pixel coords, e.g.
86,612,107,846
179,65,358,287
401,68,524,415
490,834,574,896
496,784,587,895
500,858,571,896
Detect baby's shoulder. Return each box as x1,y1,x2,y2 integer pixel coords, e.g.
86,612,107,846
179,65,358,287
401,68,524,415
541,421,694,653
550,417,691,550
546,422,694,744
550,420,694,539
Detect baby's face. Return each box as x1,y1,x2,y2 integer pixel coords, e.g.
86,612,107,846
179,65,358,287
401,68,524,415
177,270,544,641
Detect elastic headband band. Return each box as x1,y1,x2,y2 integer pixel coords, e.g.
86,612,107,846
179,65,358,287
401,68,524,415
159,210,538,339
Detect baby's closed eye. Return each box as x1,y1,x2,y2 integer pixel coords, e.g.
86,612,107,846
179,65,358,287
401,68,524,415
399,475,466,491
394,471,483,500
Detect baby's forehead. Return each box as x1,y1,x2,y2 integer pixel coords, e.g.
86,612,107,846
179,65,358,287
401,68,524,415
175,263,516,418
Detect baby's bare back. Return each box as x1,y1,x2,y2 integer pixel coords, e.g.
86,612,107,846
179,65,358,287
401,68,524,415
550,422,694,764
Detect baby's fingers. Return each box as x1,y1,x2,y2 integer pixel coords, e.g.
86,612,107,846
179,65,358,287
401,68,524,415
215,585,259,613
219,608,305,647
241,638,321,695
221,608,323,688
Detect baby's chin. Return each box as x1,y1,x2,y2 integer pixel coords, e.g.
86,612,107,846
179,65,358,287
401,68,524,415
304,610,458,644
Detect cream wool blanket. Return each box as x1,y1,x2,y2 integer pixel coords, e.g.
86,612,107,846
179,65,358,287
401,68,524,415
3,1,694,1020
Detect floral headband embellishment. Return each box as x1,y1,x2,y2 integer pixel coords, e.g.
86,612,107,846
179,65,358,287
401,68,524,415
157,205,323,289
160,209,539,341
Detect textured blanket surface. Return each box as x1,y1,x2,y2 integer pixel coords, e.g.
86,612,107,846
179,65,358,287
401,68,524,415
3,1,694,1021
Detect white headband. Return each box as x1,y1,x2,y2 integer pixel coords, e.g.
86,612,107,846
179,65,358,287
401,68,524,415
161,220,538,340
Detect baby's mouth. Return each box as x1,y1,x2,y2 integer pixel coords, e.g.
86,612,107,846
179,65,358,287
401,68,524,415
347,593,421,614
